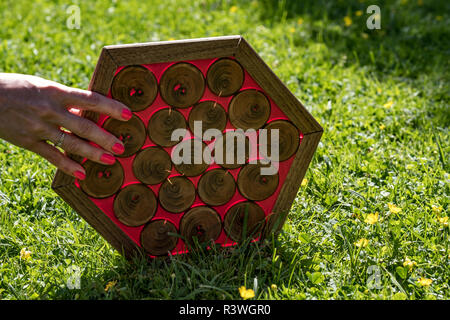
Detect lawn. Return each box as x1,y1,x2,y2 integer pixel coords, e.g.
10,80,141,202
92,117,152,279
0,0,448,300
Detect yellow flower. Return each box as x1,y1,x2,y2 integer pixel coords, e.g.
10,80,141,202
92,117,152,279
388,203,402,214
20,248,32,260
383,101,394,109
271,284,277,291
230,6,238,13
377,88,382,94
355,238,369,248
168,37,175,41
355,10,363,17
438,216,448,227
365,212,379,225
403,257,417,271
105,280,117,292
289,27,296,33
417,277,432,287
297,18,304,25
361,32,369,39
379,124,386,130
432,205,443,214
436,16,442,21
301,178,308,187
417,0,423,5
344,16,352,27
239,286,255,299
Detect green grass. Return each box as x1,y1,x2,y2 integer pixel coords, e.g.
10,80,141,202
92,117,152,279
0,0,448,300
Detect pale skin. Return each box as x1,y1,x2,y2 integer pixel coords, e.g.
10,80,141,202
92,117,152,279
0,73,133,180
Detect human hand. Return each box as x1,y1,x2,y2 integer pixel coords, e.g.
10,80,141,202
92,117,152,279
0,73,133,180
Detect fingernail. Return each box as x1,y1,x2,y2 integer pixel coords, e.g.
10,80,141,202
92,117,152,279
112,143,125,155
74,170,86,180
122,108,132,120
100,153,116,165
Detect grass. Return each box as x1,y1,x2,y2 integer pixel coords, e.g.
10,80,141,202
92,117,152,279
0,0,448,300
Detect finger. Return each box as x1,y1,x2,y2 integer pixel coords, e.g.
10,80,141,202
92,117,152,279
61,87,132,121
30,141,86,180
48,130,118,166
57,112,125,155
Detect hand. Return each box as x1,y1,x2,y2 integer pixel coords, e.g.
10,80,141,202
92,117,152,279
0,73,133,180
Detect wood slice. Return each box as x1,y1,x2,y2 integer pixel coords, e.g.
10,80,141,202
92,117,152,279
188,101,227,137
132,147,172,185
264,120,300,161
111,65,157,112
206,58,244,97
159,62,205,108
103,114,146,157
237,163,279,201
228,89,270,130
113,184,157,227
79,160,124,198
179,206,222,246
197,169,236,206
140,219,178,256
224,201,265,241
214,131,250,169
147,108,186,147
158,176,196,213
173,139,209,177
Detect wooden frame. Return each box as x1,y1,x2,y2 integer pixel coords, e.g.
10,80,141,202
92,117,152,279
52,35,323,259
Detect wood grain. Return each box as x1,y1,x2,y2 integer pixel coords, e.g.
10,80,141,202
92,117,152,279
104,36,242,66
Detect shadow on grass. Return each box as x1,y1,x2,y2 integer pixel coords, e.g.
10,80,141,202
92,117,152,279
257,0,448,125
257,0,449,78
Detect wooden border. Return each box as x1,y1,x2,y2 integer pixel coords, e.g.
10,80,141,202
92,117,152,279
51,35,323,259
53,183,144,260
104,35,242,66
263,131,323,237
234,37,322,135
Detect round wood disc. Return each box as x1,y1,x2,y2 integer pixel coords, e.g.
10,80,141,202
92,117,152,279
206,58,244,97
147,108,186,147
159,62,205,108
113,184,157,227
180,206,222,246
237,163,279,201
173,139,209,177
214,131,250,169
197,169,236,206
140,219,178,256
159,176,196,213
229,89,271,130
111,65,157,112
132,147,172,185
224,201,265,241
264,120,300,161
103,115,146,157
188,101,227,137
79,160,124,198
